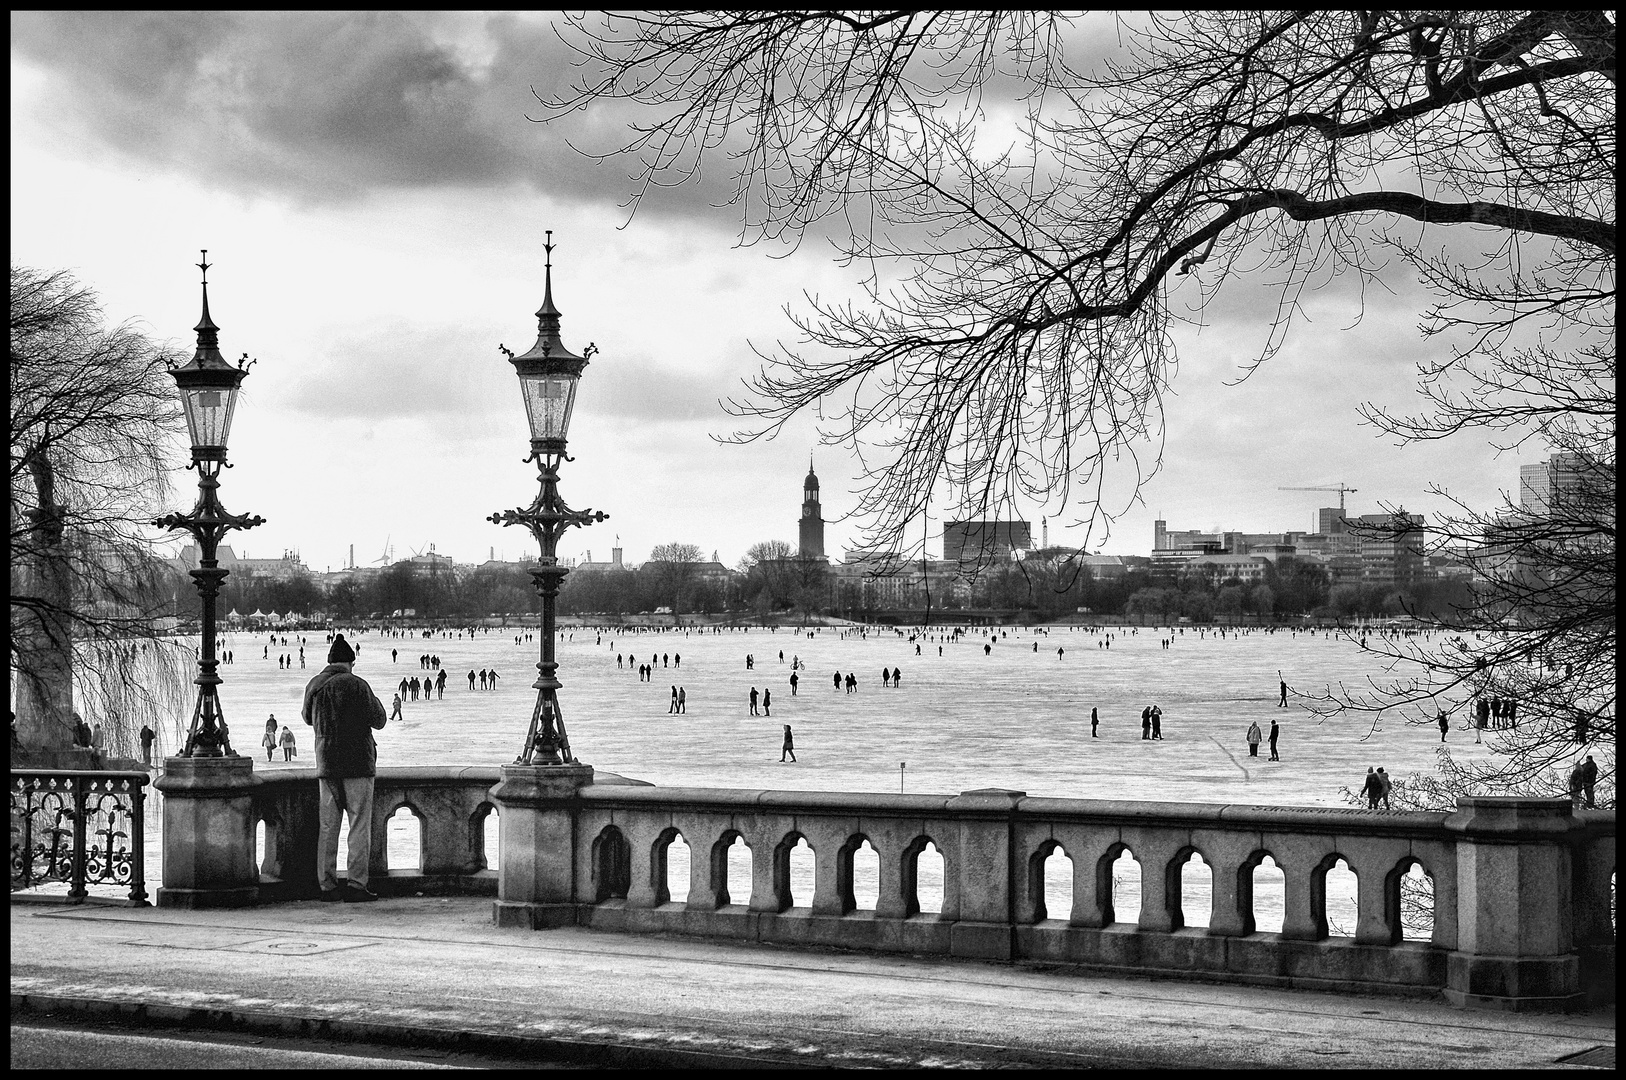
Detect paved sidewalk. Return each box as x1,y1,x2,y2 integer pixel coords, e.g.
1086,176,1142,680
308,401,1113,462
10,899,1614,1069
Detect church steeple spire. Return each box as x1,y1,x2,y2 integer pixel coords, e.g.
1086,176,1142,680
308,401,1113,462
799,458,825,560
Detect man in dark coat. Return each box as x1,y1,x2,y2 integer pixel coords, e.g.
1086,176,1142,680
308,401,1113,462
302,634,387,902
1361,767,1382,810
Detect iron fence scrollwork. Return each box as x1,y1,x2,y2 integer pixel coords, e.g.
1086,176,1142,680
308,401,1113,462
10,770,149,905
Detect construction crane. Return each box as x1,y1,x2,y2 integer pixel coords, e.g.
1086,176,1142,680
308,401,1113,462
1279,484,1358,513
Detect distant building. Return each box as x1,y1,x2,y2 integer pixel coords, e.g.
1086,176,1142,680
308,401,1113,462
404,550,456,577
943,520,1031,566
830,553,965,610
1346,510,1428,587
798,462,826,560
178,543,309,581
1519,452,1590,516
1154,519,1222,552
1185,553,1271,583
1316,507,1349,535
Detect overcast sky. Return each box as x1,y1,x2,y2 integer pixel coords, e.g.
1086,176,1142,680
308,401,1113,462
11,11,1530,573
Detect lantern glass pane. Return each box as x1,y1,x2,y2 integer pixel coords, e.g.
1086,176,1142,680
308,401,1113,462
521,373,578,442
184,384,238,451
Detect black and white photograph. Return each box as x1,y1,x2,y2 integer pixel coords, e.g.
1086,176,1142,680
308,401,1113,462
11,10,1614,1069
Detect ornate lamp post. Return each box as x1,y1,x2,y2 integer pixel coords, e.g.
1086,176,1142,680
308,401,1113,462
154,252,264,757
490,232,607,766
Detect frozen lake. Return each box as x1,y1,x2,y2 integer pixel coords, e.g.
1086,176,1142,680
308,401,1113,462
222,621,1490,806
102,621,1489,934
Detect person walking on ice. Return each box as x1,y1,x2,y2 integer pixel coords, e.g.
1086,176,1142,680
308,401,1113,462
390,693,404,723
1268,718,1280,761
279,725,297,761
762,688,771,717
1361,767,1382,810
1091,706,1099,738
1278,672,1288,707
780,724,796,762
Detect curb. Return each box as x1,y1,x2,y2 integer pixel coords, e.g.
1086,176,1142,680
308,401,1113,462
9,991,806,1070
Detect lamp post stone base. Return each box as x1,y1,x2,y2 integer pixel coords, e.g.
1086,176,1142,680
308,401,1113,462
492,761,594,929
156,753,261,909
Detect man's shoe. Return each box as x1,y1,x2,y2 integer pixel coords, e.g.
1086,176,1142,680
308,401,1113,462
319,889,344,903
342,884,379,903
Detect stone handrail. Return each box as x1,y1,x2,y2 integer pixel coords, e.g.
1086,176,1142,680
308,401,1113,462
249,766,504,900
493,772,1615,1012
148,758,1614,1011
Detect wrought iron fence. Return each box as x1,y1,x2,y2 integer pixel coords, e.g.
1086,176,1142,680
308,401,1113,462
10,770,149,905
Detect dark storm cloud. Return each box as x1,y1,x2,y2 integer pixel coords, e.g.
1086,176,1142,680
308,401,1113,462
9,11,733,214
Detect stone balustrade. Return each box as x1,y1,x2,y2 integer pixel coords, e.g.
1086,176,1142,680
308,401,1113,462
142,758,1614,1012
494,769,1616,1012
249,765,504,900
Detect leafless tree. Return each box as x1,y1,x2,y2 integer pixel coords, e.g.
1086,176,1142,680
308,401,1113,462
539,10,1613,546
10,266,192,758
736,539,796,608
646,540,705,613
540,10,1614,804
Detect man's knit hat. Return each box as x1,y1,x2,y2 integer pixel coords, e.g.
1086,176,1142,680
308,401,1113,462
328,635,356,664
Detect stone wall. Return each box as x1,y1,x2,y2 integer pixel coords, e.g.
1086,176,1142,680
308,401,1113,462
152,761,1613,1011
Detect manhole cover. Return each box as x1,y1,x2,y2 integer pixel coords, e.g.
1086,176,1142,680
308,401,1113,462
1558,1046,1615,1069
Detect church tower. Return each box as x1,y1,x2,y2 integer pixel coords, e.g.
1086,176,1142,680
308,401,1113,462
798,459,825,559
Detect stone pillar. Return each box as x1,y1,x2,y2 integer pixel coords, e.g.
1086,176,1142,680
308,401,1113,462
947,789,1024,960
1276,838,1324,941
491,761,593,929
156,754,260,908
749,834,782,912
1443,797,1584,1011
810,838,845,916
686,829,724,910
873,842,907,920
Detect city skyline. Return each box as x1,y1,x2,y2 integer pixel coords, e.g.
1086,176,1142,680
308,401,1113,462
12,12,1535,576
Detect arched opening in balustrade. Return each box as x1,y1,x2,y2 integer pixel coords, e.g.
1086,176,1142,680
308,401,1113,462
255,818,269,877
474,803,498,872
591,825,631,902
901,837,944,916
1243,852,1285,934
1314,854,1359,939
1386,858,1435,944
774,833,814,910
386,804,424,871
712,832,752,907
653,829,689,904
1175,849,1212,930
1026,841,1073,922
849,838,879,912
1096,846,1141,926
